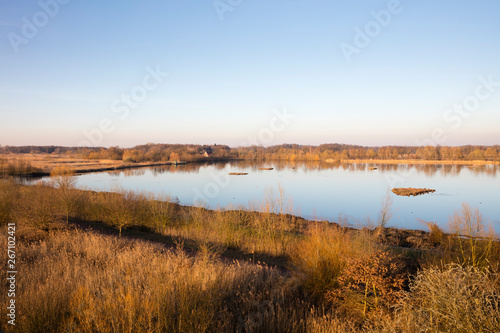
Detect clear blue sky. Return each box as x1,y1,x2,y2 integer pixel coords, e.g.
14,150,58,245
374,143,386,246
1,0,499,147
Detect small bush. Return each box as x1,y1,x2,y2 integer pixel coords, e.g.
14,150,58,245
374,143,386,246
147,194,178,234
422,220,445,246
448,203,499,268
330,251,406,320
291,224,376,296
14,185,60,231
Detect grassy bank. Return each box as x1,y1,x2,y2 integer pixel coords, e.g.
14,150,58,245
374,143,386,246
0,179,499,332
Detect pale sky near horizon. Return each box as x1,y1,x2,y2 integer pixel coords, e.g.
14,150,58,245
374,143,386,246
1,0,499,148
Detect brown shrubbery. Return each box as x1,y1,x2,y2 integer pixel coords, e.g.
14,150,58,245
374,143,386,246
0,158,41,176
291,224,373,296
0,180,499,332
331,251,406,321
390,264,500,332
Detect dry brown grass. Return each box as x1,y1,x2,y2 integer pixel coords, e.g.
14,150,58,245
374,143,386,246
1,153,174,174
421,220,446,246
1,153,122,173
447,203,500,269
0,179,18,226
307,313,360,333
1,181,499,332
0,157,41,176
389,264,500,333
0,230,298,332
290,224,378,296
158,185,301,260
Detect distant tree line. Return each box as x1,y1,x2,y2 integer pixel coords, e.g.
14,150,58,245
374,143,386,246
233,144,500,162
0,145,97,155
0,143,499,162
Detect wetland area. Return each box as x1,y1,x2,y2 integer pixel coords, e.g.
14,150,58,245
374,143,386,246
47,160,500,234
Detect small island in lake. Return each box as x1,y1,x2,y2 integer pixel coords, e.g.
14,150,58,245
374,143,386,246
392,187,436,197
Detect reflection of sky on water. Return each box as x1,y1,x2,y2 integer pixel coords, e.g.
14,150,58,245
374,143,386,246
73,162,500,234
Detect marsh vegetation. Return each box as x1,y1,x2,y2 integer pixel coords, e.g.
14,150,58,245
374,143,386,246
391,188,436,197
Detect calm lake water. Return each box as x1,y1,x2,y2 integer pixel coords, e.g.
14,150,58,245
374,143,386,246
70,161,499,233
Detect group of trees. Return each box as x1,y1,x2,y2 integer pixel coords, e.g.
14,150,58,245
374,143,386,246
1,143,499,163
234,144,499,162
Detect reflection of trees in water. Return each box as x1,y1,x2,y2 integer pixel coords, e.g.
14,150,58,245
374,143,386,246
435,164,499,177
150,164,206,175
372,163,498,178
106,168,148,177
485,165,498,177
382,164,442,177
124,169,147,177
354,163,367,172
225,160,344,173
376,164,399,173
440,165,463,177
104,161,498,178
467,164,498,177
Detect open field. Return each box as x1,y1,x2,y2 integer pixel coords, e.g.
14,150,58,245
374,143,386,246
1,179,499,332
1,153,122,172
0,153,176,175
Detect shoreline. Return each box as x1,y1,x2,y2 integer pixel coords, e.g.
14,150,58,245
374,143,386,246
9,161,187,178
11,182,500,250
340,159,500,165
2,152,499,178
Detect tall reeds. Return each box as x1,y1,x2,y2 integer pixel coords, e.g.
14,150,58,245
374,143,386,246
447,203,499,268
0,230,306,333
